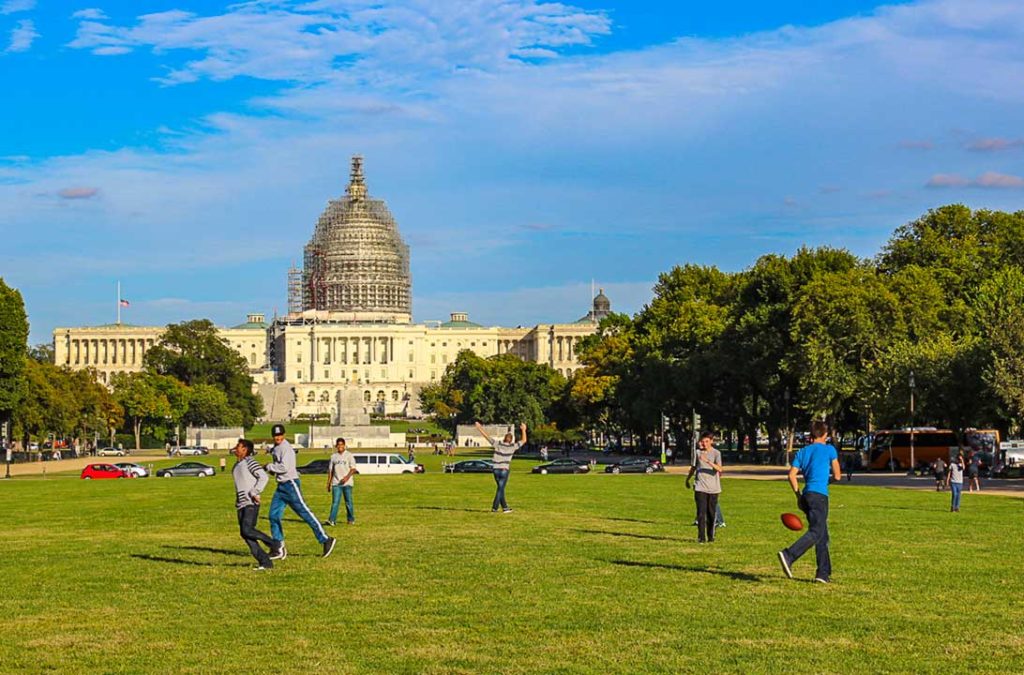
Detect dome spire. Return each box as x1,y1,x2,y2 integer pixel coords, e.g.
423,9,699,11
347,155,367,200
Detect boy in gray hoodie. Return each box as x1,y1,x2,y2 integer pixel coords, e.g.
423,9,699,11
232,439,281,570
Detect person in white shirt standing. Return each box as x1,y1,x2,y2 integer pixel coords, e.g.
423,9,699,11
326,437,357,526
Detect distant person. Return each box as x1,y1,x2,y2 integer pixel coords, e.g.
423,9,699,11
326,437,357,526
967,452,982,492
778,420,841,584
843,453,857,482
265,424,336,559
685,431,723,543
219,456,227,473
933,457,947,491
475,421,526,513
947,452,965,512
231,439,281,570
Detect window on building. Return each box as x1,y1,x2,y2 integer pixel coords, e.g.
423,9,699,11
430,371,436,380
251,354,256,365
391,390,399,401
321,391,330,402
297,353,302,363
324,369,329,379
408,352,414,362
296,372,302,379
307,391,315,402
408,370,414,379
442,355,448,364
376,390,385,401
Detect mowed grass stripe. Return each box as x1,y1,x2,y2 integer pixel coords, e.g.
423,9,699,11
0,464,1020,673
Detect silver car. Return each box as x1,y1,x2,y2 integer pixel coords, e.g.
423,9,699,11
115,462,149,478
97,447,127,457
156,462,215,478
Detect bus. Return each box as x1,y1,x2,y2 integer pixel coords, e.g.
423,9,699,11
863,428,1000,470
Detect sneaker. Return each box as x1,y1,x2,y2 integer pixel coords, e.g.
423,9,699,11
269,543,287,560
777,551,793,579
253,565,271,571
323,520,336,527
347,521,355,525
491,509,499,513
322,537,337,558
814,577,831,584
503,508,513,513
716,522,726,528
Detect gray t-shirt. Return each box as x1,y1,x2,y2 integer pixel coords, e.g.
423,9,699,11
328,450,356,487
948,461,964,484
490,440,520,470
694,448,722,494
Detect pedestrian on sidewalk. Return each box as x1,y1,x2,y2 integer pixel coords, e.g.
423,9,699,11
946,452,964,512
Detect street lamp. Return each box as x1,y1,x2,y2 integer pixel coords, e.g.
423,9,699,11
909,370,916,473
784,387,791,465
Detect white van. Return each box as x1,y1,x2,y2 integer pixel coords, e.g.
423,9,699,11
353,453,424,475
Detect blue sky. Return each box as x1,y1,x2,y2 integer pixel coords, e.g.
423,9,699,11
2,0,1024,344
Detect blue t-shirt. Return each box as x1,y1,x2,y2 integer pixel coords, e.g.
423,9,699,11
792,442,838,496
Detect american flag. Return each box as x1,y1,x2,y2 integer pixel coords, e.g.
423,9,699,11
119,299,130,307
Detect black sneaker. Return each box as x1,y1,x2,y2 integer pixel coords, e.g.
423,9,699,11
269,543,287,560
253,565,271,571
777,551,793,579
814,577,831,584
322,537,337,558
503,508,513,514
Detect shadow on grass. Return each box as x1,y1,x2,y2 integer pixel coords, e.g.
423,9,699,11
131,553,251,567
574,528,686,542
608,559,764,582
164,545,248,557
602,516,659,525
413,506,487,514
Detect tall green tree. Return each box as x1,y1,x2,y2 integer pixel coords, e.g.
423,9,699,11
974,267,1024,427
0,278,29,438
111,372,173,450
144,320,263,427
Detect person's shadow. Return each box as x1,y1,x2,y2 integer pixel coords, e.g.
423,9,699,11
607,559,764,582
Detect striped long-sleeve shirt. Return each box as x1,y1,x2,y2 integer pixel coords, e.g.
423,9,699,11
232,457,270,508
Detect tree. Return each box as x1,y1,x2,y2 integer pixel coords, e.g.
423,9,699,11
975,267,1024,428
111,372,172,450
0,278,28,437
184,383,243,427
144,320,263,427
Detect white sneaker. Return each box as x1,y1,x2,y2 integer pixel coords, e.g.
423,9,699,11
269,543,287,560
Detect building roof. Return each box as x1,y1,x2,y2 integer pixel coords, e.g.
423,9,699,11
230,320,268,330
439,319,483,328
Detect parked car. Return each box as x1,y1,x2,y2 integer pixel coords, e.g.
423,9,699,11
352,453,424,475
177,446,209,456
531,458,591,475
156,462,216,478
297,459,330,474
81,463,127,479
604,457,664,474
115,462,149,478
444,459,496,473
97,447,126,457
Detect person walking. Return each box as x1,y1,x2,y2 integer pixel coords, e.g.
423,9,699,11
231,439,281,571
326,437,357,526
967,451,982,492
933,457,947,491
685,431,723,543
475,421,526,513
265,424,336,559
947,452,965,512
778,420,841,583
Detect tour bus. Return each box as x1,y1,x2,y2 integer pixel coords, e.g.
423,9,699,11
864,428,1000,470
353,452,425,475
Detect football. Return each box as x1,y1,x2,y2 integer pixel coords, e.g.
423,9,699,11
781,512,804,531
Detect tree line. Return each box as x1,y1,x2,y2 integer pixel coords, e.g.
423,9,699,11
0,307,263,451
422,205,1024,452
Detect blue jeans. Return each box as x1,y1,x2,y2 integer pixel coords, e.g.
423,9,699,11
492,469,510,510
783,490,831,580
950,482,962,511
269,479,328,544
330,484,355,523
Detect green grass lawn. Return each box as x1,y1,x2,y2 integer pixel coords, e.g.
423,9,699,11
2,456,1021,673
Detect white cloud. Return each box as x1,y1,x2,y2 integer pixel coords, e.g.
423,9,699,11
5,18,37,52
967,137,1024,152
974,171,1024,188
71,8,107,20
926,173,969,187
57,186,100,199
0,0,34,15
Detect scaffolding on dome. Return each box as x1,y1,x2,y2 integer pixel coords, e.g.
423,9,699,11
299,155,411,323
287,264,303,315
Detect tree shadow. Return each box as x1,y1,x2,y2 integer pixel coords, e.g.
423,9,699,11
413,506,487,514
607,559,764,582
164,545,248,557
574,529,686,542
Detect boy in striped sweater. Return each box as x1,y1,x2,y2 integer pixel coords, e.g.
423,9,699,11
232,439,282,570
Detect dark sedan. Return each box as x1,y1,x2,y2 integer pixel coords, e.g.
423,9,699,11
531,458,590,475
297,459,330,474
156,462,215,478
444,459,495,474
605,457,664,474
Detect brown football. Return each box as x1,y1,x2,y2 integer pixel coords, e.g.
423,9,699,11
781,512,804,531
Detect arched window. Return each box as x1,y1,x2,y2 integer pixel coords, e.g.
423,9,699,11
376,390,385,402
307,391,316,402
391,390,399,401
320,391,330,402
363,391,371,403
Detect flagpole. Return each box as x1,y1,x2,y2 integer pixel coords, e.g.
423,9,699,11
117,281,121,325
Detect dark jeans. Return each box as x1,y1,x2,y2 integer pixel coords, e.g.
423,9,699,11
237,504,278,567
694,491,719,542
783,491,831,579
492,469,510,510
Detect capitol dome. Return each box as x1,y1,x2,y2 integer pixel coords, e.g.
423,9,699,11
301,156,411,323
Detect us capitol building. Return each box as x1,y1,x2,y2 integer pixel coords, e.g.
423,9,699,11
52,157,612,421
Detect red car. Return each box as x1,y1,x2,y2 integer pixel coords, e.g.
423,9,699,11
80,463,128,480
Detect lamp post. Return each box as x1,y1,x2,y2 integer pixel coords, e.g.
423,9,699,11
784,387,791,465
909,370,916,474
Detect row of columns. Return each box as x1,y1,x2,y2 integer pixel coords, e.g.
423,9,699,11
555,335,582,362
308,335,397,366
66,338,155,367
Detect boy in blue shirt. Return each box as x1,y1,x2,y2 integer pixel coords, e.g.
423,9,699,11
778,420,841,583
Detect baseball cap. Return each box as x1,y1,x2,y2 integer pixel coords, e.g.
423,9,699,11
271,424,286,436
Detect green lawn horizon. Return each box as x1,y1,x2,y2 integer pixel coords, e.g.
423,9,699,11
2,453,1020,673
